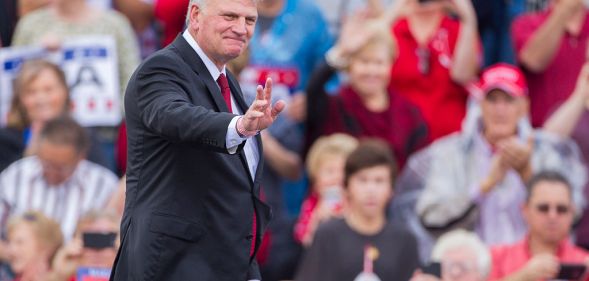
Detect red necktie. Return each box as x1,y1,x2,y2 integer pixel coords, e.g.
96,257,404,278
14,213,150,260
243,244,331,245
216,73,232,112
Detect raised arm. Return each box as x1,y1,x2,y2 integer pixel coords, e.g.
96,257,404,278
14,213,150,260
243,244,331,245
514,0,583,73
543,62,589,137
448,0,480,84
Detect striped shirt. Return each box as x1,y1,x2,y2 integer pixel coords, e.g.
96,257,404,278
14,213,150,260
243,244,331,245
0,156,119,240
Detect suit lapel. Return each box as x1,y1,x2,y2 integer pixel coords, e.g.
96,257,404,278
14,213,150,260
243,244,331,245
171,36,230,113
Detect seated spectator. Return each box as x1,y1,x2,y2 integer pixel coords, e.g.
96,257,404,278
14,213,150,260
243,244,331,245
306,14,428,168
413,64,586,246
386,0,480,143
0,60,108,172
295,140,420,281
488,171,589,280
411,229,491,281
6,211,63,281
0,116,119,241
50,209,120,281
294,133,358,247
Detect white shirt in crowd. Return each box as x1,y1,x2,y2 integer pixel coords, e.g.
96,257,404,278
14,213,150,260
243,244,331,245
0,157,119,240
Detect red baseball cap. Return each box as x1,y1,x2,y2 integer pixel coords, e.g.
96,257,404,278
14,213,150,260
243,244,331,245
477,63,528,98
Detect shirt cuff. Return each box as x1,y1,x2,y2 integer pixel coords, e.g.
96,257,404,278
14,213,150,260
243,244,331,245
226,116,247,154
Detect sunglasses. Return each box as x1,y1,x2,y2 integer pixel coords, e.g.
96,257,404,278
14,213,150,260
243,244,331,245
535,203,570,215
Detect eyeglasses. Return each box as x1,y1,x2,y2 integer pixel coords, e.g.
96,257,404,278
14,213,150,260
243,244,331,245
535,203,570,215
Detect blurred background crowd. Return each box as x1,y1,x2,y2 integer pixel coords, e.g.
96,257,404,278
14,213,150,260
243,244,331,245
2,0,589,280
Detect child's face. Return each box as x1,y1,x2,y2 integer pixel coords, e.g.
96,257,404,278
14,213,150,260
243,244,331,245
314,154,346,193
345,165,393,218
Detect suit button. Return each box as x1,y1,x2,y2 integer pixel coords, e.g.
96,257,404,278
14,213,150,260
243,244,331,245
246,234,254,241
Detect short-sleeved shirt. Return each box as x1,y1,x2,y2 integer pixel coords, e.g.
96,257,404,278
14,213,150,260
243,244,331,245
489,236,589,280
295,218,420,281
390,16,469,142
511,9,589,127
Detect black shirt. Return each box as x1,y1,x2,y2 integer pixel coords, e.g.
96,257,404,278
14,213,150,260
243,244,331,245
295,218,420,281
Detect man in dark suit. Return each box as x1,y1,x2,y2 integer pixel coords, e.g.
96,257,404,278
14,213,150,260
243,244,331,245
110,0,285,280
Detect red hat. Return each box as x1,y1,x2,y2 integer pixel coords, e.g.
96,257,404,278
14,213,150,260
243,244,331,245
477,63,528,98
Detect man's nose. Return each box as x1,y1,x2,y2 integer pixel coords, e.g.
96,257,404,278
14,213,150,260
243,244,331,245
232,17,247,35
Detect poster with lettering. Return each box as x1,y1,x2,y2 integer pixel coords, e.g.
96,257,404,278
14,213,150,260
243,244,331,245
58,36,121,127
76,267,111,281
0,35,121,127
0,46,47,125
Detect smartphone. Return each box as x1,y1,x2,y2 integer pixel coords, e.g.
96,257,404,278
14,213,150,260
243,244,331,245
82,232,117,249
418,0,441,3
421,262,442,278
557,263,586,280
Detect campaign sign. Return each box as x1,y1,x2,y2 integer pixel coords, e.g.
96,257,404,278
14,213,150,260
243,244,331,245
0,35,121,127
59,36,121,127
76,267,111,281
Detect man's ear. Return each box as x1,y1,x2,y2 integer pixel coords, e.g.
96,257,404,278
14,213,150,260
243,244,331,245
188,4,202,32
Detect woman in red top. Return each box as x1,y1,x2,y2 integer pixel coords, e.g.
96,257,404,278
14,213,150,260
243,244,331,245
387,0,480,142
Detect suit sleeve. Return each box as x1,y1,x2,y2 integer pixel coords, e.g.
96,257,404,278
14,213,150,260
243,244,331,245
133,54,238,153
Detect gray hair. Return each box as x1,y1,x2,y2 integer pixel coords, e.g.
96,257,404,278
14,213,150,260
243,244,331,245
184,0,261,27
185,0,206,27
431,229,491,280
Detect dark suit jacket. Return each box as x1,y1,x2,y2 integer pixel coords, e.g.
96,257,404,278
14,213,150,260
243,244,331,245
110,35,272,281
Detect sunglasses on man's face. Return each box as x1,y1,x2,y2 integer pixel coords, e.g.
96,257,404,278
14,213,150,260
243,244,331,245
535,203,570,215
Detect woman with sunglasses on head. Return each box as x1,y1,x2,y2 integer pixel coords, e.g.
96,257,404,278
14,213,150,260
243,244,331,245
385,0,480,144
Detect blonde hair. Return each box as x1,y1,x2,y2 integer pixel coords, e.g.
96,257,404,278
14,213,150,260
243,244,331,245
7,211,64,261
306,134,359,182
7,60,70,130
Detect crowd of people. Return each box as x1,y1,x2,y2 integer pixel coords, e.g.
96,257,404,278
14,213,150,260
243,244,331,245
1,0,589,280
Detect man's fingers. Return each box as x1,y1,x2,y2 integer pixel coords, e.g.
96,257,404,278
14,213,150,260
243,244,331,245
271,100,286,118
264,77,273,102
256,85,264,101
250,99,268,111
